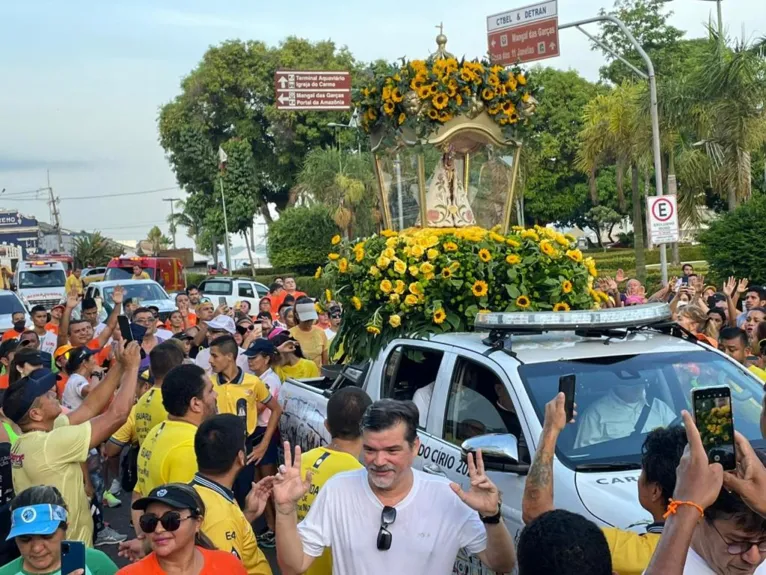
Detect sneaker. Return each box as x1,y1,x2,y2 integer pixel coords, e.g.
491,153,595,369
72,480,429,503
95,526,127,547
257,530,276,549
108,479,122,497
102,492,122,508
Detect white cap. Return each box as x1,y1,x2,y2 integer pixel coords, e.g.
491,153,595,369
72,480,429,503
207,315,236,334
295,302,318,322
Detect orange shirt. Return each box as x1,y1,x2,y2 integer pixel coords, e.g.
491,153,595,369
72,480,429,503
1,329,22,342
116,547,247,575
0,373,8,390
45,322,60,335
165,312,197,331
87,339,111,366
56,372,69,399
270,290,306,315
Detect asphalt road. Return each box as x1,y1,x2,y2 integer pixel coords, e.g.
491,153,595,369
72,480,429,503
101,490,280,573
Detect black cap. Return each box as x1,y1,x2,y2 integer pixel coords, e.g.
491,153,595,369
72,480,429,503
132,484,201,515
81,298,97,311
244,338,275,358
172,332,194,342
65,346,97,374
3,369,59,423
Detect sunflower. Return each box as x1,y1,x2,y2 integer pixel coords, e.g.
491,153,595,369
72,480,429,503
516,295,531,309
351,296,362,311
520,230,539,241
328,253,340,261
487,73,501,87
539,240,557,257
383,101,395,116
338,258,349,273
382,86,392,101
433,308,447,324
449,261,461,272
517,73,527,85
331,234,341,245
566,249,583,263
505,254,521,265
391,87,403,103
506,238,521,248
472,280,489,297
553,302,571,312
380,279,393,294
460,68,475,82
478,249,492,263
432,93,449,110
366,325,381,335
404,294,419,306
398,112,406,125
381,229,397,237
325,289,333,302
365,108,377,122
455,94,463,106
427,108,440,120
502,101,516,115
441,267,453,279
438,111,453,123
393,259,407,274
489,232,505,243
562,280,573,294
368,265,380,277
389,314,402,328
555,234,570,247
481,88,495,101
354,247,365,262
314,266,323,279
584,257,598,277
417,85,432,99
443,241,458,252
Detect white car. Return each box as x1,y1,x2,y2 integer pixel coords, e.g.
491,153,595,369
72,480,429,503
198,277,269,312
82,279,175,322
279,304,766,574
0,290,30,335
14,260,67,310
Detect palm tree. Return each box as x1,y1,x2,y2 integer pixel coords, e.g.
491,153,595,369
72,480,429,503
146,226,171,255
72,232,123,267
166,199,204,252
578,82,650,281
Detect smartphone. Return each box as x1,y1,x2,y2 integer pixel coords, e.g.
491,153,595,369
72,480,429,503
61,540,86,575
236,398,247,425
692,386,736,471
558,374,576,422
118,315,133,342
219,297,227,306
681,276,689,285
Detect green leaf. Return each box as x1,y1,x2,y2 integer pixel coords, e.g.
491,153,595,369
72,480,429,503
506,284,521,299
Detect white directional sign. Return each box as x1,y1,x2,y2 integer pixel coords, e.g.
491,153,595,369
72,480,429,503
647,195,680,244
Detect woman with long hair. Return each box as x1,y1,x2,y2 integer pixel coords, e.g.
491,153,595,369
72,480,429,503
167,311,185,335
676,304,718,347
117,483,246,575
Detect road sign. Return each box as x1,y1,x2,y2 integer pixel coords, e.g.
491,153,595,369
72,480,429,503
487,1,560,66
647,195,680,244
274,70,351,111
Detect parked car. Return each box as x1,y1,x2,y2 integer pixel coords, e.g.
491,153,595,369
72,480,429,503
81,266,106,285
198,277,269,312
83,279,176,322
0,290,29,334
278,304,766,575
13,260,67,310
104,256,186,292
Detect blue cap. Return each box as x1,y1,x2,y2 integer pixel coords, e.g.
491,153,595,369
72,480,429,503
244,338,275,358
2,369,59,424
7,504,68,540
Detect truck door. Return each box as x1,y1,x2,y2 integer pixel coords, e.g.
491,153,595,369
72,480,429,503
425,352,531,571
372,343,455,472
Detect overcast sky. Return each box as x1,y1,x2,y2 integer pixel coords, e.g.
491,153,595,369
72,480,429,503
0,0,762,249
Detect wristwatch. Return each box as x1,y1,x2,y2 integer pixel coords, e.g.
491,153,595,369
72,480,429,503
480,500,503,524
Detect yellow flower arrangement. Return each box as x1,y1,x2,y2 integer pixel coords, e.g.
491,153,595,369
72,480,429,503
380,279,393,293
427,248,440,261
393,259,407,274
404,294,419,306
472,280,489,298
433,308,447,324
389,314,402,328
566,249,583,263
506,254,521,265
539,240,557,257
478,249,492,263
553,302,571,312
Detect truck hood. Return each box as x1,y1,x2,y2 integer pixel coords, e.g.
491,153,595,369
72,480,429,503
575,469,652,531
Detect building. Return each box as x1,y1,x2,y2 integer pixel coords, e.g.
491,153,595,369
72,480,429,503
0,210,41,258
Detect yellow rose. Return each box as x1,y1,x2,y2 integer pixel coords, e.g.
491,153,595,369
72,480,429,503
382,248,396,259
443,241,458,252
389,293,401,305
376,256,391,269
409,282,423,295
411,245,425,258
351,296,362,311
404,294,419,306
420,262,435,275
427,248,440,260
385,236,399,248
366,325,381,335
380,279,393,293
331,235,341,245
369,265,380,277
408,265,419,276
389,314,402,328
393,259,407,274
394,280,406,294
328,253,340,261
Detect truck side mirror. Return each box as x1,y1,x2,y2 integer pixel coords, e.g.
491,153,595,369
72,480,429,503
460,433,530,476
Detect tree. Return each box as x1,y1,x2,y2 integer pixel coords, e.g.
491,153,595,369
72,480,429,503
294,148,379,238
166,199,204,252
145,226,171,255
267,206,341,273
72,232,123,268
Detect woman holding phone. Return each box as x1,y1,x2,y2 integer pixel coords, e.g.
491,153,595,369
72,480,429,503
0,485,117,575
116,484,246,575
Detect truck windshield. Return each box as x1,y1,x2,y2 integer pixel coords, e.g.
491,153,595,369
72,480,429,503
518,350,766,470
0,294,25,315
103,283,168,305
19,270,66,289
104,267,156,281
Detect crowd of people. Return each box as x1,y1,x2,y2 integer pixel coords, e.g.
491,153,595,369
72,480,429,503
0,268,765,574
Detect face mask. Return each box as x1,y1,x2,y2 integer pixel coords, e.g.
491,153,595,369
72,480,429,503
13,321,26,332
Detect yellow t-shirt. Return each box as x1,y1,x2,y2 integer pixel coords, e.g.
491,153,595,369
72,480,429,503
110,405,137,447
11,415,93,545
212,370,271,436
289,326,328,368
297,447,363,575
134,387,168,446
748,365,766,382
601,527,660,575
132,272,151,280
65,274,84,295
135,420,197,496
275,360,321,383
192,475,272,575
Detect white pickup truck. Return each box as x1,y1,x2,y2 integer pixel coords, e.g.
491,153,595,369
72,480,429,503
278,304,766,574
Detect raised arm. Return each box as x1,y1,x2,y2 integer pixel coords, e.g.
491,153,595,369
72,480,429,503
68,348,125,427
97,285,124,347
57,288,80,347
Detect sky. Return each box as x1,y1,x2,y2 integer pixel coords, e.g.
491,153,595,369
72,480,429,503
0,0,763,250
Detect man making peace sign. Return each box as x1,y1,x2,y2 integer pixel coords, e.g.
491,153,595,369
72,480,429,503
272,399,516,575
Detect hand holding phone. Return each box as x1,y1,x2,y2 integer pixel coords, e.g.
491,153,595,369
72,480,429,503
118,315,133,343
558,375,576,422
692,386,736,471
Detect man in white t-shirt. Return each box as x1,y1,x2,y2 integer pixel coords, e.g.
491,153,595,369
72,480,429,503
273,399,516,575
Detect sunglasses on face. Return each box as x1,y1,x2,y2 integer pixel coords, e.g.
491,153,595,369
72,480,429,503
139,510,195,534
376,506,396,551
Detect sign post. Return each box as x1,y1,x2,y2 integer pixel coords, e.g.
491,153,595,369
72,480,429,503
274,71,351,111
647,195,680,245
487,0,560,66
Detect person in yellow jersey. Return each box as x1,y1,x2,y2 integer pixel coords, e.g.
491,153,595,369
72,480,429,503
295,387,372,575
192,414,274,575
270,332,320,382
208,335,282,507
5,341,141,546
131,363,218,547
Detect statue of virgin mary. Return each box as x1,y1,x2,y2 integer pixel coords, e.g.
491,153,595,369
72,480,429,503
421,145,475,228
